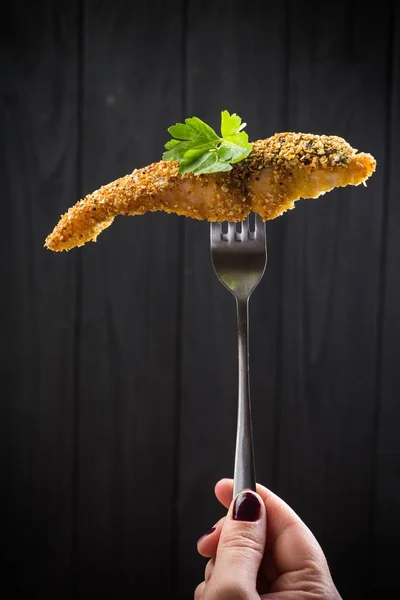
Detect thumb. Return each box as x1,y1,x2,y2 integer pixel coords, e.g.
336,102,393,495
209,490,266,597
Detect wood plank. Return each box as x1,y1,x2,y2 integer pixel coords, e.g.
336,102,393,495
275,1,391,597
374,1,400,593
1,3,397,599
75,1,184,596
0,1,79,597
177,1,289,596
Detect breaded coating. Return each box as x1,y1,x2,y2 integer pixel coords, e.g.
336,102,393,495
45,133,376,251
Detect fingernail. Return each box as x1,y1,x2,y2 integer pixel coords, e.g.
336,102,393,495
197,526,216,543
232,491,261,522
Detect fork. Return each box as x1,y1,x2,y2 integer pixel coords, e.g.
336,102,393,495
210,213,267,498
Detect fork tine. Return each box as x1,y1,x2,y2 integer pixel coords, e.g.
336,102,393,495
254,213,265,238
242,216,249,238
210,221,222,244
227,222,236,241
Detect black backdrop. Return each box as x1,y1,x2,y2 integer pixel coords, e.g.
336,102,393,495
1,1,399,598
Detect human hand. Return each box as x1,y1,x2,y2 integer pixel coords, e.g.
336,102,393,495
195,479,342,599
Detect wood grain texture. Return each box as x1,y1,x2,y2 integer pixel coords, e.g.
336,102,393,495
374,1,400,593
0,1,79,597
74,1,184,597
275,1,391,597
1,1,399,599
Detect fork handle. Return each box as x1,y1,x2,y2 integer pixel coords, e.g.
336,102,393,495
233,297,256,498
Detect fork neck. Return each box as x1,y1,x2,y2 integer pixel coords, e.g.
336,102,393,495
236,298,249,354
236,297,250,417
233,296,256,496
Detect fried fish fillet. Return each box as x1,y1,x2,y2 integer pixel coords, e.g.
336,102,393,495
45,132,376,252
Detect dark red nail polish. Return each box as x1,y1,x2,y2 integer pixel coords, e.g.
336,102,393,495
197,526,216,543
232,491,261,522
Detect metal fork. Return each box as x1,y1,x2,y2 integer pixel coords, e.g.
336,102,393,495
210,214,267,498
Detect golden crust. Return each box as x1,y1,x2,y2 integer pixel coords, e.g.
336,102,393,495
244,134,376,220
45,132,376,251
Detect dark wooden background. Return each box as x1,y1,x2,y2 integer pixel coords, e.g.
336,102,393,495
1,0,399,598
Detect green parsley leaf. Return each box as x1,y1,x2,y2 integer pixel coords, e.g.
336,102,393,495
220,110,247,137
162,110,252,175
167,123,197,140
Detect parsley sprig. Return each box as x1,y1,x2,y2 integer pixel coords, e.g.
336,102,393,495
162,110,252,175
